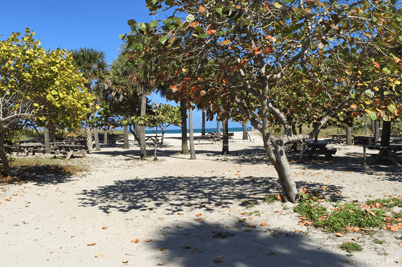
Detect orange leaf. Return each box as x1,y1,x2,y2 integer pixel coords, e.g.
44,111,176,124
144,239,152,242
177,213,184,215
199,5,206,14
195,218,204,221
95,254,104,258
158,218,165,220
260,222,267,226
87,243,96,246
335,233,343,237
122,260,129,263
131,238,140,243
195,213,202,217
156,262,167,266
102,226,108,229
206,29,216,35
160,248,167,254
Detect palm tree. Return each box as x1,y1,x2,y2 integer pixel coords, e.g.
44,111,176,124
70,48,107,151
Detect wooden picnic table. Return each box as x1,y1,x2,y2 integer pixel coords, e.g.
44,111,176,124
17,143,45,155
367,144,402,166
304,140,337,159
330,134,350,143
53,144,87,159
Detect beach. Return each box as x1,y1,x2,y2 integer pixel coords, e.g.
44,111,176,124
1,131,401,267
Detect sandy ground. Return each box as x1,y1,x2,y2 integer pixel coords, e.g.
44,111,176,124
1,131,401,267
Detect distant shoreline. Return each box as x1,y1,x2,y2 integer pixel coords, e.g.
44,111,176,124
144,127,252,135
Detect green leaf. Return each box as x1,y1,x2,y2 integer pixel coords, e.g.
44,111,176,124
274,2,282,8
368,112,377,120
138,23,147,32
197,34,208,39
382,67,391,74
371,15,377,22
216,8,223,15
186,14,195,22
149,20,159,28
159,36,168,44
128,19,137,26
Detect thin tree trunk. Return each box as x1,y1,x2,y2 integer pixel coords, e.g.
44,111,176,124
189,102,196,159
202,109,206,136
242,122,248,140
85,125,93,151
346,125,352,145
103,129,108,145
222,117,229,155
94,127,101,151
44,127,50,153
217,120,221,136
180,99,189,155
381,120,391,146
140,94,147,157
123,125,130,149
0,132,10,176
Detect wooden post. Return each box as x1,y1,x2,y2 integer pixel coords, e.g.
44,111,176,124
222,117,229,155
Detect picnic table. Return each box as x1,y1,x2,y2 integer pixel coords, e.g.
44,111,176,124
17,143,45,155
329,134,349,143
367,144,402,166
304,140,337,159
53,144,87,159
145,135,160,144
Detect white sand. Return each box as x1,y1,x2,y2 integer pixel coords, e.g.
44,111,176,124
1,131,401,266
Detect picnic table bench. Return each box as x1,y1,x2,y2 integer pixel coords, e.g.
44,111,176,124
304,140,337,159
367,144,402,166
17,143,45,156
52,144,87,159
197,132,234,144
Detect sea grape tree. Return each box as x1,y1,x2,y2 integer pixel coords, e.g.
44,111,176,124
0,28,94,175
130,0,402,202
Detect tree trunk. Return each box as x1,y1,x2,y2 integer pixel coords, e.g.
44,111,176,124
140,94,147,158
94,127,101,151
242,122,248,140
44,127,50,153
381,120,391,146
103,129,108,145
0,132,10,176
180,99,189,155
189,102,196,159
202,109,206,136
123,125,130,149
85,125,93,151
222,117,229,155
217,120,221,136
299,124,302,134
346,125,352,145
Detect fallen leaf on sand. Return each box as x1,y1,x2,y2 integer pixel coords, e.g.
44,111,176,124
182,245,191,249
144,239,152,242
191,248,199,254
102,227,108,229
156,262,167,266
158,218,165,220
398,242,402,246
177,213,184,215
71,235,75,238
95,254,104,258
131,238,140,243
274,210,281,213
160,248,167,254
122,260,129,263
335,233,343,237
213,259,222,263
87,243,96,246
260,222,267,226
163,233,168,236
195,213,202,217
195,218,204,221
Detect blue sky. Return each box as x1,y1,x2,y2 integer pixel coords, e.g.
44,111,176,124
0,0,250,130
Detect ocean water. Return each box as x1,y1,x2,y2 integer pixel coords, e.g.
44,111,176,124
145,127,252,134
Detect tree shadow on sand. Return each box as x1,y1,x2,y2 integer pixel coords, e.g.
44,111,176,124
141,220,361,267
